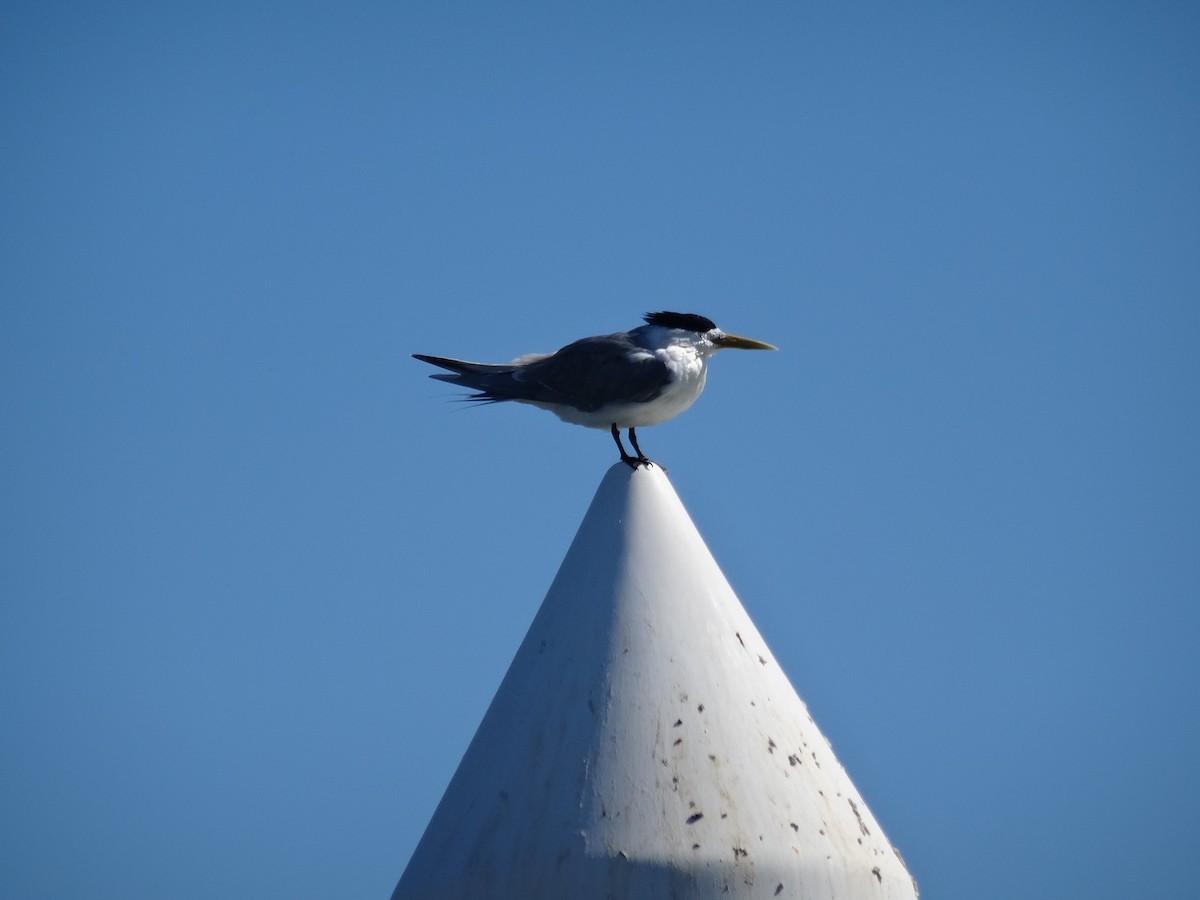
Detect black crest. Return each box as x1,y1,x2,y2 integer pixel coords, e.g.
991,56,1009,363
643,311,718,332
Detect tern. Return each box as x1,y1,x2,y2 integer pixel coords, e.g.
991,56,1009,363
414,311,776,468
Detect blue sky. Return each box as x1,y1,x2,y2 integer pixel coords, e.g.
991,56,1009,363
2,2,1197,897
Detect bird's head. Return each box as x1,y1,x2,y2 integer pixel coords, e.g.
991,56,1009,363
642,311,777,354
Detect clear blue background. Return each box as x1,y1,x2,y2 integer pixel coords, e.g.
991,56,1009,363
3,2,1197,897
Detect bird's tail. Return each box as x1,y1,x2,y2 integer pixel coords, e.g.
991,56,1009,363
413,354,524,403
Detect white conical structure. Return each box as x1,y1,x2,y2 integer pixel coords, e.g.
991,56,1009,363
392,464,917,899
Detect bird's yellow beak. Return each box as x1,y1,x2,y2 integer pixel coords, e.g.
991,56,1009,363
715,332,777,351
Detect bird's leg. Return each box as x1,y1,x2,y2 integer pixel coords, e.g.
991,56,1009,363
627,428,653,468
611,424,640,469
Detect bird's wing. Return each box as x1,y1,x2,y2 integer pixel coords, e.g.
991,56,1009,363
413,354,516,376
512,333,670,411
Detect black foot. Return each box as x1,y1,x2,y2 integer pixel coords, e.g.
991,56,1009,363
613,424,656,469
622,426,655,469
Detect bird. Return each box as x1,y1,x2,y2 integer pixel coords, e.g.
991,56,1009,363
414,311,776,468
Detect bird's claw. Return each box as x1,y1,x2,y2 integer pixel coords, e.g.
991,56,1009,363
620,454,655,471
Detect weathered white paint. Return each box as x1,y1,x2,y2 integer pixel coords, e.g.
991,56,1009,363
392,463,918,899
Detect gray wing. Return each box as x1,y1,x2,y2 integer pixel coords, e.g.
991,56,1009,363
415,334,669,410
511,333,669,411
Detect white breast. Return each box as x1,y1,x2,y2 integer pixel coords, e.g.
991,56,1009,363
539,343,710,429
